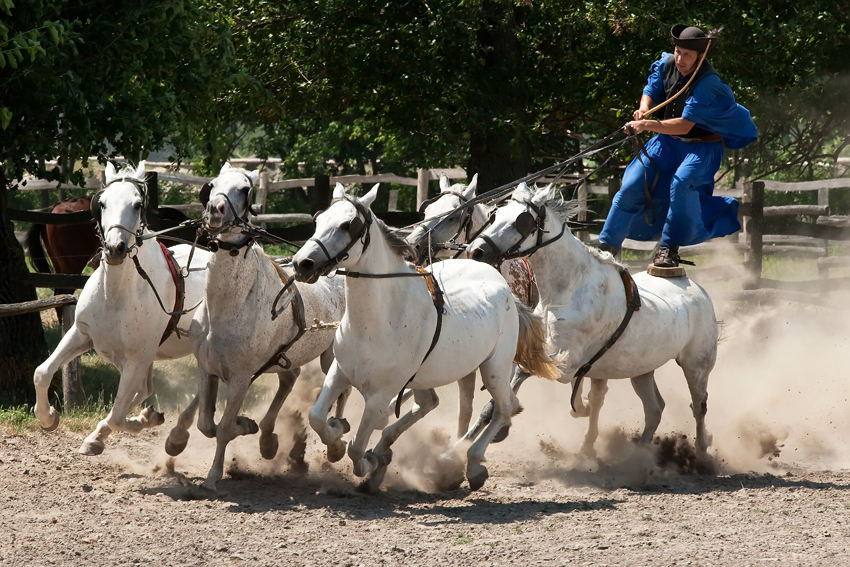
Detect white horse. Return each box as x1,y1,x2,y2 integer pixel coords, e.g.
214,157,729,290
292,183,561,492
33,161,210,455
467,182,717,458
164,163,348,489
405,173,538,439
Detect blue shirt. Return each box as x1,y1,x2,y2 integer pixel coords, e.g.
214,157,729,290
642,53,758,150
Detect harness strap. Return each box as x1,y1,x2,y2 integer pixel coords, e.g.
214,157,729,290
521,258,539,308
393,267,445,418
569,268,642,412
251,276,308,381
157,242,185,345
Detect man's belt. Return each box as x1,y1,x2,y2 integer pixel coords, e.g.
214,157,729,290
673,133,723,143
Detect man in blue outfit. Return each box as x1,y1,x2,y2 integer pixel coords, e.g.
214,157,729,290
598,24,758,268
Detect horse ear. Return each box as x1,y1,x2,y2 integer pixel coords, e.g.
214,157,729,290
220,162,232,174
332,183,346,200
439,173,450,192
531,183,553,206
514,182,533,200
360,183,379,208
135,160,146,180
90,191,103,225
248,169,260,185
199,182,212,208
463,173,478,200
104,162,117,183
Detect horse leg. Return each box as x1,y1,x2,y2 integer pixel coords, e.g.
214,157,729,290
258,368,300,460
348,391,395,480
460,367,528,444
165,395,199,456
307,362,352,462
630,371,664,446
680,359,713,456
196,370,220,439
319,345,334,374
465,360,519,490
124,364,165,429
205,377,257,489
569,376,591,418
456,372,476,439
79,362,156,455
33,326,92,431
577,378,609,458
333,384,352,420
358,389,440,493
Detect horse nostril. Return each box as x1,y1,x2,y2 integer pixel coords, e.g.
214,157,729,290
469,247,482,261
115,242,126,255
296,259,314,275
216,202,226,214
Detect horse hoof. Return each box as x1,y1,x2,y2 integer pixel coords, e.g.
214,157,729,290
78,440,105,456
327,440,347,463
369,448,393,468
165,437,188,457
241,418,259,435
492,424,512,444
356,466,388,494
467,467,489,491
143,406,165,427
41,411,60,433
260,433,279,460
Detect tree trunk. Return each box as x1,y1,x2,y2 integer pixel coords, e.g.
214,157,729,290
0,185,48,406
466,3,532,191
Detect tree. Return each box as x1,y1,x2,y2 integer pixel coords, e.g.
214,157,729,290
0,0,234,402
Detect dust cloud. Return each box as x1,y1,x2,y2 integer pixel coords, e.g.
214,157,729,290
120,283,850,493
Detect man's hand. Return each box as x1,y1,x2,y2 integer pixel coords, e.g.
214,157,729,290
623,120,647,135
632,109,647,121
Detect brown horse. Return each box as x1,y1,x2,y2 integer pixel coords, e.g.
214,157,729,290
25,196,101,298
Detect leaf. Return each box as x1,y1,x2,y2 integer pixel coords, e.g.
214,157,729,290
0,107,11,130
0,52,4,68
49,24,59,45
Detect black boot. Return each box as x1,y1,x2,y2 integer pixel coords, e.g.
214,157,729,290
653,245,680,268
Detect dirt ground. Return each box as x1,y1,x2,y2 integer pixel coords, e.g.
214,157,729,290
5,299,850,566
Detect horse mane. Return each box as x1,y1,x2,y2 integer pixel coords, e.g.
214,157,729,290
377,217,417,262
533,184,627,270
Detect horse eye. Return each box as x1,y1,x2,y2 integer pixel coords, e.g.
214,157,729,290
133,202,142,210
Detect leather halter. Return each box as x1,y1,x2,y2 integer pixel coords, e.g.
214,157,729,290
418,191,475,257
308,195,373,276
478,199,567,266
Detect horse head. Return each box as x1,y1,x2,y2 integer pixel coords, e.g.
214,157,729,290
407,173,478,265
467,182,560,264
292,183,379,283
95,161,147,265
199,163,260,236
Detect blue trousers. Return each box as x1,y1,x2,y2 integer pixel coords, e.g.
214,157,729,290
599,134,739,248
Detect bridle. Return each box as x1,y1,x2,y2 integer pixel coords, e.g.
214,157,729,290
417,191,475,259
476,198,566,266
199,173,257,255
307,195,373,276
91,176,149,254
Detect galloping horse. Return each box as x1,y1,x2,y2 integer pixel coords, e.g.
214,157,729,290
165,163,348,490
468,183,717,458
405,173,538,439
292,183,561,492
25,196,101,297
33,161,210,455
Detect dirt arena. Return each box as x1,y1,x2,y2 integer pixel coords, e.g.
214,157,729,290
3,297,850,566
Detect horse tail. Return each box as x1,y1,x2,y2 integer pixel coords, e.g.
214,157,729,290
513,299,563,381
25,206,54,274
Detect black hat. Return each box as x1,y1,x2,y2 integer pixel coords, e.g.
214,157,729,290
671,24,711,53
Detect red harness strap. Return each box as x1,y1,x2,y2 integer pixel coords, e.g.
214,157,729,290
157,241,185,345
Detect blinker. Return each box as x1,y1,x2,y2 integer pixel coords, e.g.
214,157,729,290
515,211,536,236
348,216,364,238
199,183,212,208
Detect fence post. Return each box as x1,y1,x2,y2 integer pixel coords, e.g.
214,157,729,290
388,190,400,212
606,168,620,218
61,303,86,410
417,168,429,210
746,181,764,286
145,171,159,211
312,175,331,215
257,171,269,229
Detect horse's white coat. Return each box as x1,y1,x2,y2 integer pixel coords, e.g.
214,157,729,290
164,164,346,489
292,184,555,491
33,162,210,455
468,183,717,456
406,174,537,438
